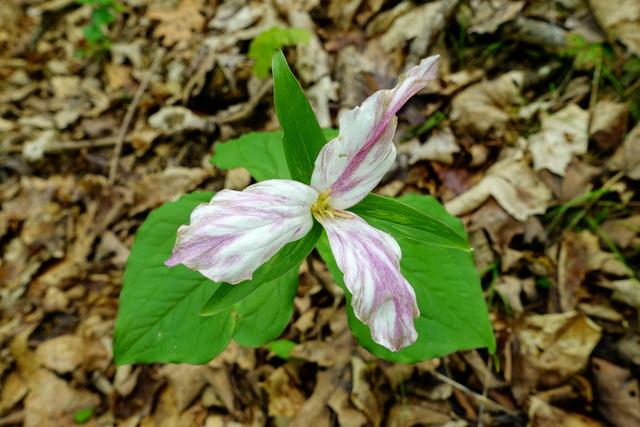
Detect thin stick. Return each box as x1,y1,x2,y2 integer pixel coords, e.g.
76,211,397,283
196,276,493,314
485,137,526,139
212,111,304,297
430,370,518,416
108,48,166,186
477,356,493,426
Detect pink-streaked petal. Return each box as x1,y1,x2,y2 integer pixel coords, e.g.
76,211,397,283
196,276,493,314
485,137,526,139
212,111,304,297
166,180,318,284
311,55,439,209
322,213,420,352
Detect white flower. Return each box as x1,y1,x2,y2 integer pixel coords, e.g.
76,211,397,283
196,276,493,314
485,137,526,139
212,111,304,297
166,56,440,351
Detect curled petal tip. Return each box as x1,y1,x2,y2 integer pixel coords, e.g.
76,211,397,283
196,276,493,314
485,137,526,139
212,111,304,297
310,55,440,210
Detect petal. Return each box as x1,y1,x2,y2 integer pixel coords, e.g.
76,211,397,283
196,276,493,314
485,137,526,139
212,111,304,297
322,213,420,352
166,180,318,284
311,55,439,209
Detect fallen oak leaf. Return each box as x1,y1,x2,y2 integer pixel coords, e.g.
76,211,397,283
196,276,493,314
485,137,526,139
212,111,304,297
147,0,205,47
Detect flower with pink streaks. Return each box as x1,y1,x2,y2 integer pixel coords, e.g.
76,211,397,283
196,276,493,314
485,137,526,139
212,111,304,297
167,56,440,351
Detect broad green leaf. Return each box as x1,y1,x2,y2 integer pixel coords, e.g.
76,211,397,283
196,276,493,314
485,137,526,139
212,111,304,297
350,194,471,251
232,268,299,347
200,220,323,315
114,192,234,365
272,49,327,184
210,129,338,182
114,192,307,364
210,131,290,181
317,193,495,363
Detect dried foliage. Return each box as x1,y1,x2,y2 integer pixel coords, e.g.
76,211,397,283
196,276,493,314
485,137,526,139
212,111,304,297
1,0,640,425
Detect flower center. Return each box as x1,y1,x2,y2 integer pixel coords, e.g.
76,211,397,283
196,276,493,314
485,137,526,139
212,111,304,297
311,189,353,223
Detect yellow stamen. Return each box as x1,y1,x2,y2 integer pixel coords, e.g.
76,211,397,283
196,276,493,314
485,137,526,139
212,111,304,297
311,189,353,223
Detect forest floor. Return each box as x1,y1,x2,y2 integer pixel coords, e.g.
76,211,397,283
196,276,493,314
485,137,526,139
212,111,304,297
1,0,640,426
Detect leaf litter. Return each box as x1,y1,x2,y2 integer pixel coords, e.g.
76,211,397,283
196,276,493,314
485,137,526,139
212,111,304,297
1,0,640,425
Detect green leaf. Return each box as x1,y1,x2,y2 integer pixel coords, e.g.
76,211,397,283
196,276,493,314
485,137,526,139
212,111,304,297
267,340,298,360
317,193,495,363
233,268,299,347
248,27,311,79
114,192,305,364
83,23,104,44
114,192,234,365
350,194,471,251
210,129,339,182
272,49,327,185
74,407,94,424
210,131,290,181
200,220,323,315
92,7,115,26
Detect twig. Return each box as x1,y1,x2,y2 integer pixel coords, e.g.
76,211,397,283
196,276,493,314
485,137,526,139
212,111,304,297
477,356,493,427
108,47,166,186
430,370,518,417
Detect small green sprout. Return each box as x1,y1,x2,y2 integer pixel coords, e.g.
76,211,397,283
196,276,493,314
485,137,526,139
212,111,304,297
248,27,311,79
74,407,94,424
77,0,124,58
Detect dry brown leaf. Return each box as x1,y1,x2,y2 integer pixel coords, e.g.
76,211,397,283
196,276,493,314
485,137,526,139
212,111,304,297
528,104,590,176
223,167,252,191
618,334,640,365
202,367,235,413
0,371,28,415
468,199,525,247
35,334,85,374
148,106,211,133
387,399,452,427
130,166,209,215
350,356,381,425
408,127,460,165
591,358,640,426
147,0,205,47
528,396,606,427
450,71,523,139
558,231,628,312
590,100,629,150
262,366,306,419
158,364,210,413
512,311,602,404
114,364,141,397
494,276,536,314
590,0,640,56
379,0,454,53
23,370,100,427
608,279,640,309
327,388,368,427
289,369,334,427
607,121,640,179
468,0,525,34
446,154,551,222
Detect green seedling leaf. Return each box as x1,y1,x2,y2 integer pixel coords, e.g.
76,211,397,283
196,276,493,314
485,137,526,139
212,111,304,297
200,220,322,316
74,407,94,424
83,23,104,44
92,7,115,26
272,49,327,185
350,194,471,251
267,340,298,360
317,193,495,363
248,27,311,79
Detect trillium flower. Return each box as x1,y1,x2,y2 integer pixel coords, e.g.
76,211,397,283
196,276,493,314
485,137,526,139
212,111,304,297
166,56,440,352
